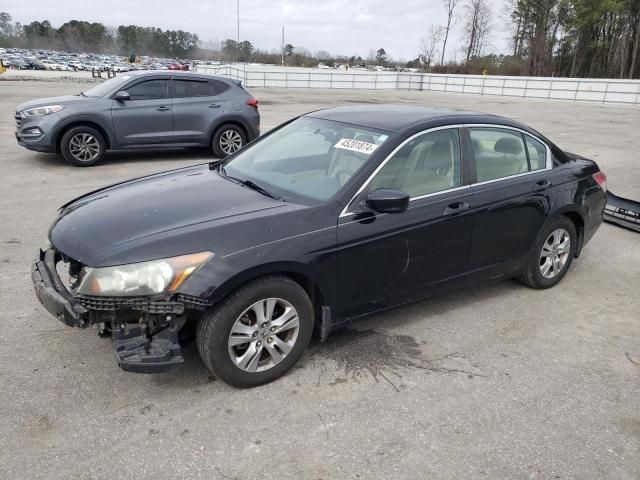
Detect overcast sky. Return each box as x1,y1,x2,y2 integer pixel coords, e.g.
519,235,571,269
6,0,511,61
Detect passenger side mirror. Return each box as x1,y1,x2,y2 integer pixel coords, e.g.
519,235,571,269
365,188,410,214
114,90,130,101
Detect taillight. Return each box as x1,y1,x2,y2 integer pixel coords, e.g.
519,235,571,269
592,171,607,192
246,98,259,109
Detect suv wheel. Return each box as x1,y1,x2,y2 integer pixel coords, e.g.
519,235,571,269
197,276,314,387
61,126,106,166
212,124,246,158
519,216,577,289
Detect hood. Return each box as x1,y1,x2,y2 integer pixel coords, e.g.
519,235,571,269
50,165,290,267
16,94,94,113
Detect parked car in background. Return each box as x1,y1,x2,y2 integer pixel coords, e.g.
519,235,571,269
15,71,260,165
31,105,606,386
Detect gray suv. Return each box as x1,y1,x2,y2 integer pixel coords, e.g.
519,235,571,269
15,71,260,166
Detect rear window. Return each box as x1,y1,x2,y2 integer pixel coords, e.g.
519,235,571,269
174,79,213,97
469,128,528,182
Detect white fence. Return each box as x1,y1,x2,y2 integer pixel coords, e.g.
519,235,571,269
196,65,640,105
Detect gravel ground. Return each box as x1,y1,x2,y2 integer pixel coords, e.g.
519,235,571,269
0,79,638,480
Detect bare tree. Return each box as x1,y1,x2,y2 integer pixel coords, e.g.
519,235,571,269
440,0,462,64
463,0,492,65
419,25,444,71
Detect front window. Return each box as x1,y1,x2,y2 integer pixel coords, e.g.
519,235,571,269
368,128,461,198
127,79,169,100
222,117,390,203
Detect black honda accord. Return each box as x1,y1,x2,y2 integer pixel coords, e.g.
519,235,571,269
32,105,607,387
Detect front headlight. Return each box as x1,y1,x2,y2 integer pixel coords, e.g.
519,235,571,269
20,105,64,117
76,251,214,297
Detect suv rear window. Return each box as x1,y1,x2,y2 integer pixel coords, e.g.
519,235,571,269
174,79,213,97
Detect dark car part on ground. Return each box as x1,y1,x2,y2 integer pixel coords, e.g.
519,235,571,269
604,191,640,232
31,105,607,387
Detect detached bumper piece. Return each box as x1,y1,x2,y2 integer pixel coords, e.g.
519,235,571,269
31,249,88,328
113,323,184,374
604,191,640,232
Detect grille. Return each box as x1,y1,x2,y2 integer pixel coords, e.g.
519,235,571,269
15,112,22,129
177,294,213,310
76,295,186,314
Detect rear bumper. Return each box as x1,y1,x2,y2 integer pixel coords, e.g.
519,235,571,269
604,191,640,232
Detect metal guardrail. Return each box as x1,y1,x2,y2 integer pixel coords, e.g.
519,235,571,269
197,65,640,105
91,68,117,79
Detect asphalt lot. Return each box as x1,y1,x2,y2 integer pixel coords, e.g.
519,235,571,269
0,78,638,480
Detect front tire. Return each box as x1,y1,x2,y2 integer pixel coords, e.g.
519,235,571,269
211,124,246,158
197,276,314,387
519,216,577,289
60,126,106,167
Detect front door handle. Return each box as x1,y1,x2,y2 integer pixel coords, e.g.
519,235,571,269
156,106,171,111
533,179,552,191
208,104,222,109
444,201,470,216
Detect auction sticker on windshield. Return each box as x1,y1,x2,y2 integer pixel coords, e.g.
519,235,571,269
335,138,379,155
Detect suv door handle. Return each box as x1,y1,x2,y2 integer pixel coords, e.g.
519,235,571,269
533,179,552,191
208,104,222,109
443,201,471,216
156,106,171,111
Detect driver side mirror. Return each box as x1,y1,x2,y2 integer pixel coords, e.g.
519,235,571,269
365,188,410,214
114,90,130,101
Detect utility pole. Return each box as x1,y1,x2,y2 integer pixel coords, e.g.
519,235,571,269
236,0,240,63
281,26,285,66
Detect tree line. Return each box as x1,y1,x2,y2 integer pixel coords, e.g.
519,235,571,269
0,12,200,58
2,4,639,78
414,0,640,78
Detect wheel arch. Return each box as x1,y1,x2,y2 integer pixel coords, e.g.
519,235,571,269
209,115,252,143
54,119,112,153
541,205,585,258
205,262,333,330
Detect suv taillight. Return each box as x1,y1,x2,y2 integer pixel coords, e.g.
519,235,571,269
592,171,607,192
246,98,259,109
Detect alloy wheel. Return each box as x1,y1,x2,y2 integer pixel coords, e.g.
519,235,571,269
69,133,100,163
539,228,571,279
228,298,300,373
219,129,243,155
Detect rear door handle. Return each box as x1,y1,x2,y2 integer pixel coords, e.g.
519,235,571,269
156,106,171,111
533,179,552,191
208,104,222,109
443,201,471,216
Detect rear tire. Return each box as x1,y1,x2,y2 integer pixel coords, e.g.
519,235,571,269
197,275,314,388
211,124,246,158
60,126,106,167
519,216,577,289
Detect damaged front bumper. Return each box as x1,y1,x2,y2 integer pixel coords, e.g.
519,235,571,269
31,248,211,373
604,191,640,232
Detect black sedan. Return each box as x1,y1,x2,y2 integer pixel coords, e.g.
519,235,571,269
32,105,607,387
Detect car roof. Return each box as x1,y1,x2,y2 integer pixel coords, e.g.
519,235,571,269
123,70,230,82
305,104,518,132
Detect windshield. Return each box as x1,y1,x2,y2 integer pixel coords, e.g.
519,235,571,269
222,117,389,203
83,76,132,98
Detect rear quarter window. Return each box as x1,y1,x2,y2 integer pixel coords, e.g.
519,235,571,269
211,80,231,95
525,135,548,170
